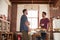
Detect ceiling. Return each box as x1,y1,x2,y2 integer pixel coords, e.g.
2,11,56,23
10,0,58,4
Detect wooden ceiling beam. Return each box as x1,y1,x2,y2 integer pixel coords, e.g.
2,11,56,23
11,1,54,4
10,0,54,4
10,1,53,2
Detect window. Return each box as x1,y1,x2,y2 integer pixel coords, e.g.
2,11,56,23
27,10,38,29
39,4,50,20
17,4,50,31
27,4,50,30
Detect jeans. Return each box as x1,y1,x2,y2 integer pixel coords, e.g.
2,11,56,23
41,33,46,40
36,37,41,40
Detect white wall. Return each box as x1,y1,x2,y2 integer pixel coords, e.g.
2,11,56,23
17,4,50,31
16,5,24,31
0,0,11,17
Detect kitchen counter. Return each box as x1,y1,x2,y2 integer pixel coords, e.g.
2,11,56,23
53,31,60,33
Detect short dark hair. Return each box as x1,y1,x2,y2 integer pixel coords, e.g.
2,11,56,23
23,9,27,13
42,12,46,15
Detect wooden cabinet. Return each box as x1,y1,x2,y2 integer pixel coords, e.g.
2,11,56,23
0,32,13,40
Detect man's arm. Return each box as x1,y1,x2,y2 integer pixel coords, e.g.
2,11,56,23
25,21,30,32
22,15,30,27
25,21,30,27
47,22,50,31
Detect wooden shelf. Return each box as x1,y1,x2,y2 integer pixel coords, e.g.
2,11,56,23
0,18,10,32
